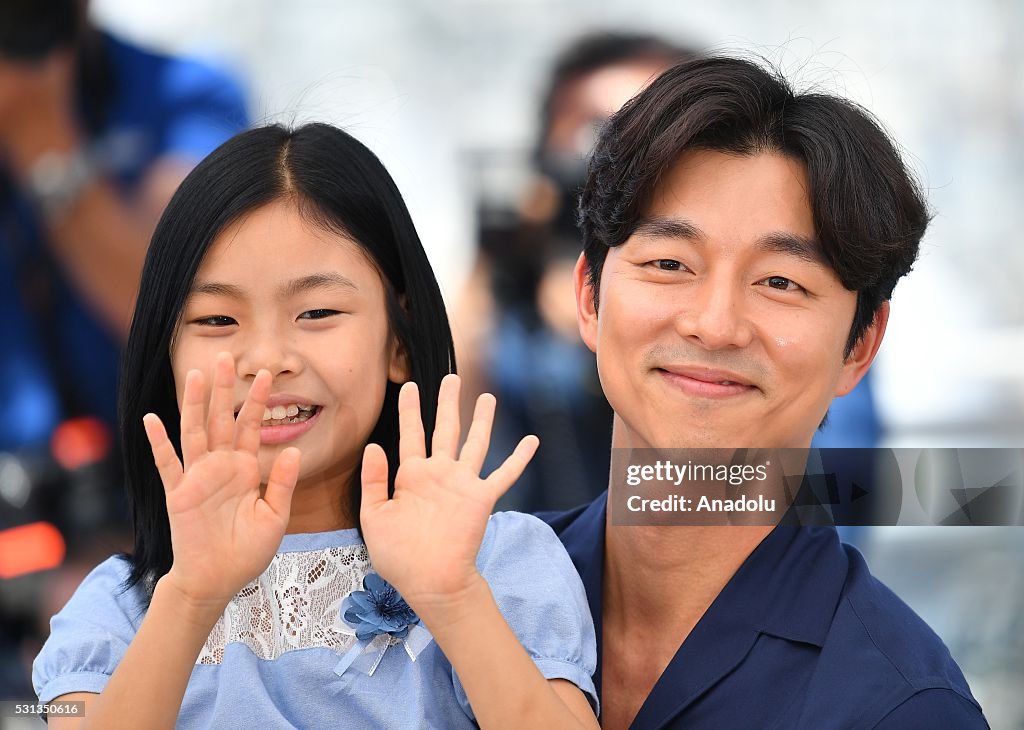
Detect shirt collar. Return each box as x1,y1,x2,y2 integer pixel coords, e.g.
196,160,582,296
563,494,850,728
633,523,849,728
733,524,848,646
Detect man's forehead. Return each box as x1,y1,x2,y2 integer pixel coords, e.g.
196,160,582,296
636,150,822,253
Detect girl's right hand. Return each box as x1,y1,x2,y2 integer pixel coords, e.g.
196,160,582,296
142,351,301,607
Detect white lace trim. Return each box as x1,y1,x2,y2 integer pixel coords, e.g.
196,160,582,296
197,543,372,665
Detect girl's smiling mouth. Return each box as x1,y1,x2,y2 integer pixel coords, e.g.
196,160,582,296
261,403,319,426
233,394,324,445
259,404,322,445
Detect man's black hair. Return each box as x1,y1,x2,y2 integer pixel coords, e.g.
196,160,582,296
578,56,930,357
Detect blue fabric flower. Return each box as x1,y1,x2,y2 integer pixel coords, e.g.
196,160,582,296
342,573,420,641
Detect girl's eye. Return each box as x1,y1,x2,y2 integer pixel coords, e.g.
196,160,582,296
193,315,236,326
298,309,341,320
760,276,805,293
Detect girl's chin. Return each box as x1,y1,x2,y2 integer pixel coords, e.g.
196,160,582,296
257,454,361,487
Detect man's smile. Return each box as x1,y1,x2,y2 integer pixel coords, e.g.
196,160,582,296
655,365,759,399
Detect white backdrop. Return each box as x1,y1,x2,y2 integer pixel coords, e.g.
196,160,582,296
90,0,1024,442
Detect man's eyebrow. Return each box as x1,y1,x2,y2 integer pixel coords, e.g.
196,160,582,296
755,232,827,266
631,216,704,241
188,272,359,300
632,215,827,266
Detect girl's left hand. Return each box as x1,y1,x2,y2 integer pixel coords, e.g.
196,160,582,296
359,374,538,615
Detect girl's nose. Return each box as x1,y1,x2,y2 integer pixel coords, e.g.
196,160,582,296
235,331,302,379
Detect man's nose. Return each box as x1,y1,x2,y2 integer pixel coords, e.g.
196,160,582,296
675,275,754,351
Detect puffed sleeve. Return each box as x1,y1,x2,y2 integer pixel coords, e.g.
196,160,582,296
450,511,598,719
32,556,146,702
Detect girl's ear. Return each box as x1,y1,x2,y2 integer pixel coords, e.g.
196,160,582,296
387,293,412,383
388,336,411,384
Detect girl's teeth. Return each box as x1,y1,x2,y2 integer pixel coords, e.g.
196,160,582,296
260,405,318,426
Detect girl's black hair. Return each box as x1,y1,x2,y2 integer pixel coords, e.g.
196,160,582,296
119,123,456,596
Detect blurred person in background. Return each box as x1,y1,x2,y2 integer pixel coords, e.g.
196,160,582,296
459,33,696,513
0,0,247,698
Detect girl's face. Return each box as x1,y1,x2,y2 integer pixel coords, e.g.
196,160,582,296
170,200,408,487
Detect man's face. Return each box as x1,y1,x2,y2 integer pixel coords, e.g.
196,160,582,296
575,149,887,449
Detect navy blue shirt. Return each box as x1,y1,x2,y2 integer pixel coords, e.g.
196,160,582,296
542,494,988,729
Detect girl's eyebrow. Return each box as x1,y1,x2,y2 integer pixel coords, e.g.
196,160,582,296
283,272,359,297
188,272,359,299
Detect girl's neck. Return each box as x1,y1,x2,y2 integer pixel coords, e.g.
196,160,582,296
279,466,358,534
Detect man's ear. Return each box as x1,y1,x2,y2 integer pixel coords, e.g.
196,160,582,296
574,252,598,354
835,301,889,397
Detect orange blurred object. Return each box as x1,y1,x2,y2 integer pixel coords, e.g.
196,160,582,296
51,416,112,470
0,522,66,578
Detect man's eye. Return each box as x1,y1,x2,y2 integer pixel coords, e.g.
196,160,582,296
298,309,341,320
760,276,804,292
193,315,236,326
650,259,683,271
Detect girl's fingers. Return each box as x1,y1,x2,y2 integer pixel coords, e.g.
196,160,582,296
431,374,461,460
262,447,301,520
180,369,208,470
207,352,237,451
459,392,496,473
397,381,426,462
143,413,184,493
235,370,272,453
484,435,540,501
360,443,390,515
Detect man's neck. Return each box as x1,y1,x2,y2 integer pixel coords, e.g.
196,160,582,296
602,419,794,626
602,519,773,636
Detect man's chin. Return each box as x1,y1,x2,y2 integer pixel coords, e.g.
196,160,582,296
619,425,747,451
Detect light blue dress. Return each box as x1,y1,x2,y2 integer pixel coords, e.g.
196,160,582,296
33,512,597,729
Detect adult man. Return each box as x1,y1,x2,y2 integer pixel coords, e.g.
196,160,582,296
543,57,988,728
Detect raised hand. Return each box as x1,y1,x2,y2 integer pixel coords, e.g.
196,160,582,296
143,352,301,606
359,374,538,613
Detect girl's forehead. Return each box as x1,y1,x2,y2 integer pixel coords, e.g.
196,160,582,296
198,201,379,285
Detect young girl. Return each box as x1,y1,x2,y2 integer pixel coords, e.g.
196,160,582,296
32,123,598,728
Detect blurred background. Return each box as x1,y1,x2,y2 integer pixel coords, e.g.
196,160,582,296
1,0,1021,727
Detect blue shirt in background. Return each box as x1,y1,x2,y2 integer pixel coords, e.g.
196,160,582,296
0,32,248,451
